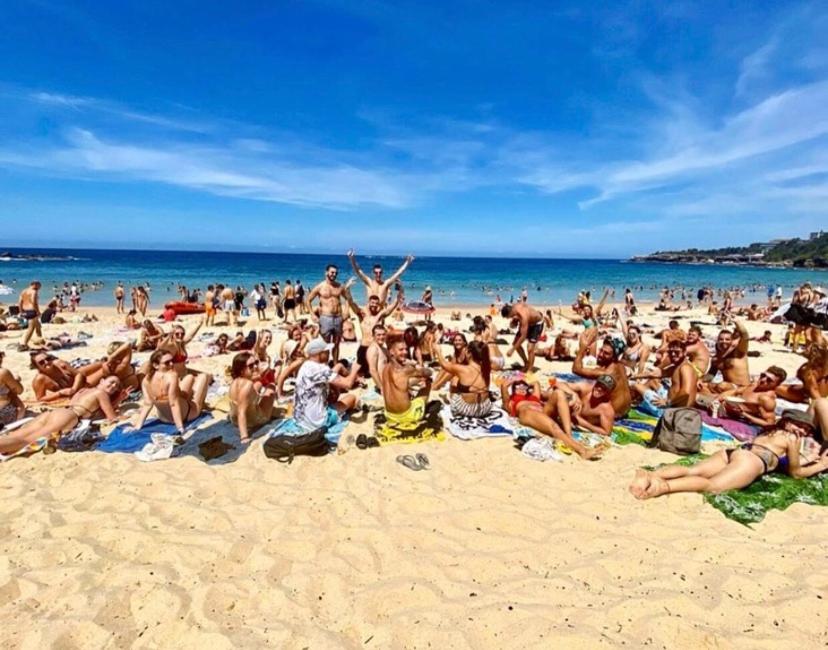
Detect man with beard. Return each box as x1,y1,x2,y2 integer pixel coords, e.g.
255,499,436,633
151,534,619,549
306,265,349,362
719,365,786,427
344,287,402,377
642,340,698,410
381,334,433,425
347,249,414,305
685,325,711,377
567,328,631,417
702,320,751,393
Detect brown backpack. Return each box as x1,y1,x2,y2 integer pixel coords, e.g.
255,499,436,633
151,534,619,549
649,407,702,455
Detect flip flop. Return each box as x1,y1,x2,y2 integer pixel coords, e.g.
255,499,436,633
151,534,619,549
356,434,369,450
415,453,430,470
396,455,422,471
366,436,380,448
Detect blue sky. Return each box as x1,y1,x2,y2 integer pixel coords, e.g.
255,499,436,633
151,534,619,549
1,1,827,257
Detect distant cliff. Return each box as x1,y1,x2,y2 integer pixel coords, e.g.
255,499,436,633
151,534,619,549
630,232,828,268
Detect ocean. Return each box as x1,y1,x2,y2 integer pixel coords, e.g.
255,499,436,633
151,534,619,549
0,248,819,307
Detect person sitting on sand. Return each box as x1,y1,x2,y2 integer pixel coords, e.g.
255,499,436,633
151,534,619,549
293,338,361,432
205,332,230,356
472,319,507,370
381,334,433,427
634,340,697,413
133,350,212,435
502,301,544,372
229,352,277,443
499,377,601,460
0,351,25,426
700,319,751,393
136,319,166,352
570,328,632,417
433,333,469,391
280,326,308,363
125,309,140,330
31,342,137,402
618,318,651,377
547,374,617,437
684,325,711,377
718,366,786,427
654,320,686,364
0,377,122,457
629,410,828,499
775,340,828,403
156,319,204,377
435,340,493,418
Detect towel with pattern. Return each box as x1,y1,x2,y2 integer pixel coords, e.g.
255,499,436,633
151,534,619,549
444,405,514,440
374,399,445,445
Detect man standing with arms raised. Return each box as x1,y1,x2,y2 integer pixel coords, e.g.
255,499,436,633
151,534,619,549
347,249,414,305
306,265,350,362
18,280,42,351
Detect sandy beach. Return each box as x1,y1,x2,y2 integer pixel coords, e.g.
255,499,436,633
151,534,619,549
1,302,826,649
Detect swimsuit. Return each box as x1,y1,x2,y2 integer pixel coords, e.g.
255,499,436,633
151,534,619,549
356,345,370,377
726,443,781,474
526,322,544,344
509,393,541,417
319,315,343,339
385,396,426,427
0,403,17,425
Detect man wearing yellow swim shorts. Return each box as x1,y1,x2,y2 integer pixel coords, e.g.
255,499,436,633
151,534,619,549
382,335,432,423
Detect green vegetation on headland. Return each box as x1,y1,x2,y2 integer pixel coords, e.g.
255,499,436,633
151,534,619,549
631,231,828,268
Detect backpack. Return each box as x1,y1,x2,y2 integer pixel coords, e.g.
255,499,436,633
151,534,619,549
263,427,329,463
649,407,701,455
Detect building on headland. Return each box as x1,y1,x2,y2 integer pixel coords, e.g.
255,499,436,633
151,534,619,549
810,230,824,241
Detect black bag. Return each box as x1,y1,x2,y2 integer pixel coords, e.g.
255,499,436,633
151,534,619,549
263,427,329,463
649,407,701,455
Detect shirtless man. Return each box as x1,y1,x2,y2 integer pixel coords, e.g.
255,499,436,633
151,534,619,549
347,250,414,304
366,324,390,390
381,335,433,423
114,282,125,314
204,285,216,326
719,365,786,427
655,319,686,363
345,288,402,376
306,265,349,362
18,281,42,350
546,375,617,437
501,302,544,372
685,325,711,377
638,340,698,409
702,320,751,393
220,285,237,326
31,343,136,402
283,280,297,323
569,328,632,417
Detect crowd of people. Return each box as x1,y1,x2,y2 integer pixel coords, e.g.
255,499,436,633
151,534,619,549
1,258,827,505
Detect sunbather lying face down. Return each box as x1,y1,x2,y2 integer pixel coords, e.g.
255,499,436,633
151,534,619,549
629,410,828,500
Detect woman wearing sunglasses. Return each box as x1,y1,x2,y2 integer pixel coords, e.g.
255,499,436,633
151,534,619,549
0,351,25,426
229,352,277,443
133,350,212,435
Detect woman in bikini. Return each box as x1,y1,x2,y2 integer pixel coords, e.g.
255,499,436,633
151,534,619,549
229,352,277,443
134,350,212,435
136,319,166,352
629,410,828,499
500,377,601,460
775,339,828,404
432,333,469,391
0,376,122,456
156,319,203,377
618,317,651,377
251,329,277,384
0,351,25,426
435,340,493,418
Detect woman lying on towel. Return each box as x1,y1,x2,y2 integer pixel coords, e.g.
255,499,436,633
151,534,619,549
133,350,212,436
500,377,602,460
0,376,122,456
629,410,828,500
229,352,277,443
435,340,493,418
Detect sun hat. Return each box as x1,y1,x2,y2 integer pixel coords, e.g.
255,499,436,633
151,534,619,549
305,337,333,356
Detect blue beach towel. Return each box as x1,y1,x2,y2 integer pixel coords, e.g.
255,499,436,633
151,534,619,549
96,414,211,453
266,408,348,445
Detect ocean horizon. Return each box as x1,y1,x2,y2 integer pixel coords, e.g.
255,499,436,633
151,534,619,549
0,246,818,308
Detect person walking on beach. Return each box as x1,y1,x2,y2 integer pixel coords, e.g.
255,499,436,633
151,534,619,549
295,280,306,315
283,280,297,323
501,301,544,372
114,282,125,314
18,281,42,351
306,265,349,362
347,249,414,305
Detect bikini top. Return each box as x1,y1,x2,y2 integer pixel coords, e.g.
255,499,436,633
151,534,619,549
583,318,596,329
509,393,541,417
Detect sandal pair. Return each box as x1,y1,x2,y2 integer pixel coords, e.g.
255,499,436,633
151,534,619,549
356,434,379,450
396,453,430,471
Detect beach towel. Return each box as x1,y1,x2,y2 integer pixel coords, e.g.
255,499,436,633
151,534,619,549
96,414,211,453
373,398,445,445
661,455,828,526
699,412,759,442
266,408,347,445
443,405,514,440
610,408,737,446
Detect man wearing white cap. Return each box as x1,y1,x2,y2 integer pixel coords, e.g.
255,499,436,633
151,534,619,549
293,338,361,432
